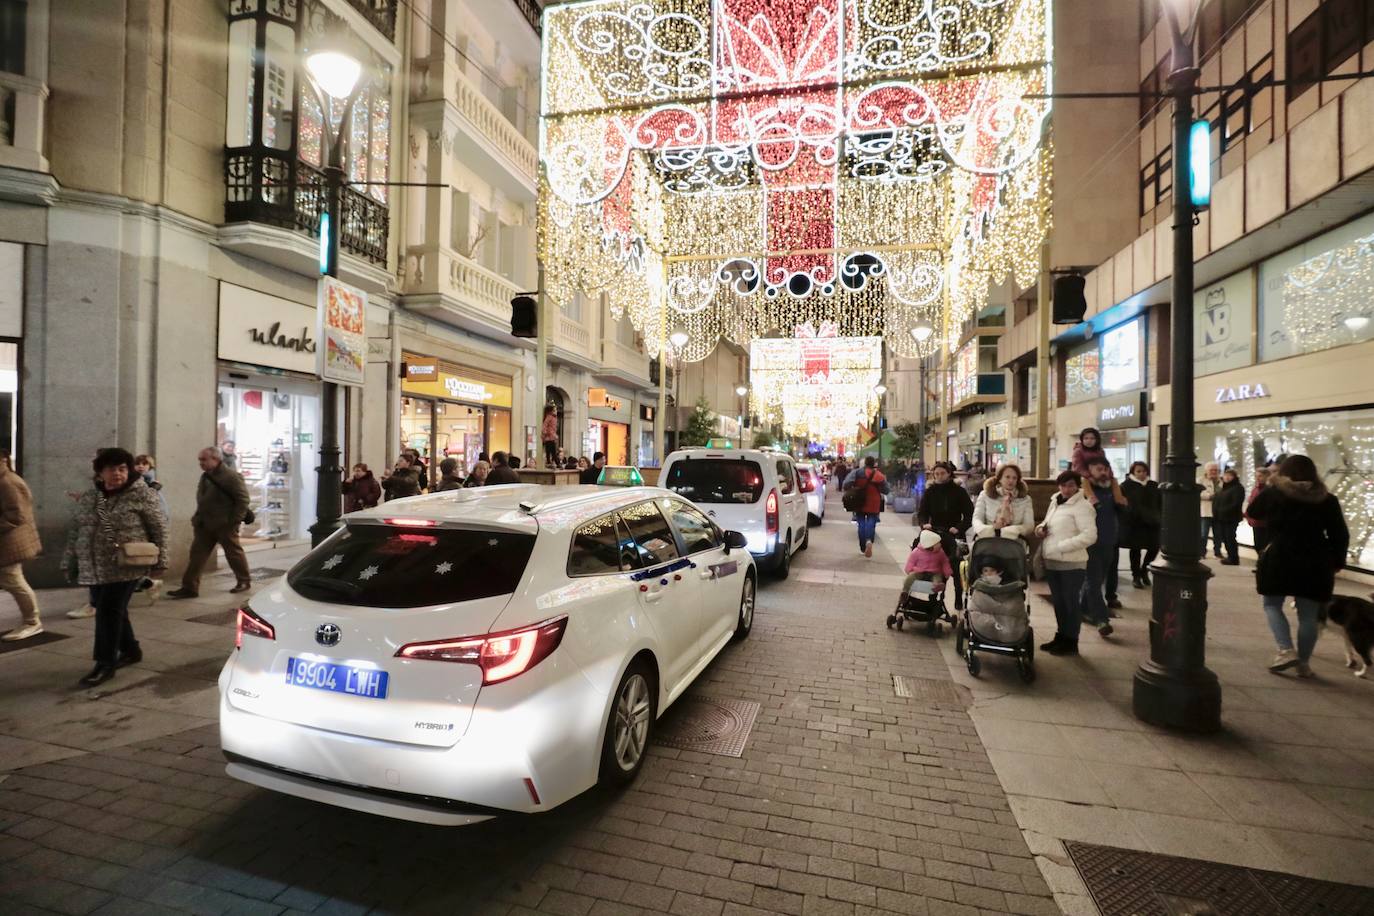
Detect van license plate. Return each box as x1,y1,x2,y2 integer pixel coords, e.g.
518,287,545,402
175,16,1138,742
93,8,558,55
286,657,389,699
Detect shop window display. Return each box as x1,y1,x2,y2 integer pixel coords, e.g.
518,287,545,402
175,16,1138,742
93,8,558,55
1196,407,1374,569
1260,211,1374,361
217,384,319,542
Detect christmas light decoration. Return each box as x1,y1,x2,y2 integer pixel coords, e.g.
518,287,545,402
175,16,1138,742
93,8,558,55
749,328,883,442
539,0,1053,358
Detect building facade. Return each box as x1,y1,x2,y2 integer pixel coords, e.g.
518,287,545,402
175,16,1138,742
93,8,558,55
994,0,1374,571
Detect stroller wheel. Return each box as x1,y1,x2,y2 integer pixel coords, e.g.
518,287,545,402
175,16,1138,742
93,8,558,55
885,614,896,629
1018,657,1036,683
895,617,904,630
954,621,966,656
966,651,981,677
925,619,936,637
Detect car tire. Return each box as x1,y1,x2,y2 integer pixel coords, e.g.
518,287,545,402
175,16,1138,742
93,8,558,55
808,512,821,527
599,660,656,786
732,573,756,641
798,527,809,551
773,534,791,580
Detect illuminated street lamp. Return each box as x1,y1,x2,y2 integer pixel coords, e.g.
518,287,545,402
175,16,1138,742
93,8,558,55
302,37,365,546
669,328,690,350
910,321,934,343
735,385,748,447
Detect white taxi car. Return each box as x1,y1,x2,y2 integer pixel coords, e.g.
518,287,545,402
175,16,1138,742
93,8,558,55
795,462,826,525
219,484,756,825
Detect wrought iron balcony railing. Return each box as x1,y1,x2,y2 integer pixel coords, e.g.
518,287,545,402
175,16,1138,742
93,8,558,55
224,147,388,266
347,0,397,41
511,0,541,34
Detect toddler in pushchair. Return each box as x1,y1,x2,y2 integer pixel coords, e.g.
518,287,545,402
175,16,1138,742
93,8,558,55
956,535,1036,682
888,529,956,636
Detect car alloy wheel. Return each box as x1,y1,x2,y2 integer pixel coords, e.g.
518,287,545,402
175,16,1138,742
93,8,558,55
600,662,656,786
774,534,791,579
733,574,755,641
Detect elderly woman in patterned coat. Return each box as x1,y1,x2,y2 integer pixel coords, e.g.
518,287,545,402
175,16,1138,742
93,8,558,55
63,448,167,688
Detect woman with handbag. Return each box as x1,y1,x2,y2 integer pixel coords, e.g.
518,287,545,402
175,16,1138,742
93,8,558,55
63,448,167,687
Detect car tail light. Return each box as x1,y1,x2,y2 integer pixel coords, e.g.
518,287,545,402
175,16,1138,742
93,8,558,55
235,607,275,649
395,616,568,685
385,517,437,527
765,489,779,535
798,471,815,493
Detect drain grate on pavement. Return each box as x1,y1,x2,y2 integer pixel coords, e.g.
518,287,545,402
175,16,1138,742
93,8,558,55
891,674,968,706
1066,841,1374,916
654,696,760,757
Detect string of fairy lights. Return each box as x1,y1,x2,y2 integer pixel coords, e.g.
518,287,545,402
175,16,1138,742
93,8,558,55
538,0,1053,438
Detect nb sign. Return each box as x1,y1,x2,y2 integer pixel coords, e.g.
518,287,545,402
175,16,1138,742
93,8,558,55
1215,382,1270,403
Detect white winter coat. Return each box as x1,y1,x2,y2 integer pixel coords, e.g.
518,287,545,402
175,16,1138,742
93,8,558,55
970,478,1035,543
1037,490,1098,568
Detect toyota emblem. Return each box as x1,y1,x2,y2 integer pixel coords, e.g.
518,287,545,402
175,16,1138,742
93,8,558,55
315,623,341,647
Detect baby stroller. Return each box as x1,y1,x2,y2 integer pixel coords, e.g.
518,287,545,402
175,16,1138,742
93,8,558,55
886,533,961,636
956,536,1035,682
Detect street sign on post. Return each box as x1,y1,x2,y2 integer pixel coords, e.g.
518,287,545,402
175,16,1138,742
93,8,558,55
316,276,367,388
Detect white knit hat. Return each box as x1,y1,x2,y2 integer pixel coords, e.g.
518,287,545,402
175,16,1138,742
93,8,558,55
918,529,942,550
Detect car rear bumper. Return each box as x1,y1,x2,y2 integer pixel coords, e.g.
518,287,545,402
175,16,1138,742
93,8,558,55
218,653,607,822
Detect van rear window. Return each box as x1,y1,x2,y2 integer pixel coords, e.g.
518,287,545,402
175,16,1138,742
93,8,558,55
664,460,764,504
287,524,535,608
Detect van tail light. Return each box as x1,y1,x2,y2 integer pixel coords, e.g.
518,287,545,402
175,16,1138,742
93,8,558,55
765,489,779,535
385,517,437,527
395,616,568,685
235,607,275,649
798,471,815,493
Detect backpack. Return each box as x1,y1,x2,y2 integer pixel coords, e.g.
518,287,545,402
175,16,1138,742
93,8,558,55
843,470,872,512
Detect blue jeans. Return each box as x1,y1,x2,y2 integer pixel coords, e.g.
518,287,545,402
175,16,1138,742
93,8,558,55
856,513,878,549
1045,569,1085,643
1200,517,1221,556
1080,543,1111,626
1262,594,1323,661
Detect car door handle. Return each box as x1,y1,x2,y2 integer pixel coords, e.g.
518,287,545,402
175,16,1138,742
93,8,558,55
643,589,664,603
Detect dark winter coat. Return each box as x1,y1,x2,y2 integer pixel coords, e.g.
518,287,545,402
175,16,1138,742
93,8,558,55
1213,478,1246,525
342,472,381,512
917,481,973,534
434,474,465,492
1119,477,1160,549
1070,442,1108,477
382,467,422,501
194,462,250,531
486,464,521,485
1247,476,1349,601
844,467,888,515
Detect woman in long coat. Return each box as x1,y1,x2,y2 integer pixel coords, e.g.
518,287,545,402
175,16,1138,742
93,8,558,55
1119,461,1161,588
1244,454,1349,678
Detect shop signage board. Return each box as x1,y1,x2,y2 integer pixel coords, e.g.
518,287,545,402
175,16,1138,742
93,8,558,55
405,358,439,381
401,363,514,408
316,276,367,387
588,387,625,412
217,282,318,375
1215,382,1270,403
1194,269,1254,375
1097,391,1147,430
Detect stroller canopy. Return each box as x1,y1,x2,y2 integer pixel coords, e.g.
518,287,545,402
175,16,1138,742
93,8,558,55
968,536,1028,584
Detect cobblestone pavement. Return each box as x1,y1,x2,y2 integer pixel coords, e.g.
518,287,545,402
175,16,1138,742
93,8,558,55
0,503,1056,916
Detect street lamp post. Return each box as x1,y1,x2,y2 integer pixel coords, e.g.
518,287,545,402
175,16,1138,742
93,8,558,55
304,44,365,547
873,383,887,465
1133,1,1221,732
735,385,748,448
910,321,934,467
668,328,688,451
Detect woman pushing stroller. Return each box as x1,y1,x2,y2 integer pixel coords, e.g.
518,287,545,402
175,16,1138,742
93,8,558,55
916,461,974,609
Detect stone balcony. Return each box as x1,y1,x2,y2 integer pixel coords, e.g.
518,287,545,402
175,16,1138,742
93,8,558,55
596,337,653,388
0,71,49,177
401,244,522,336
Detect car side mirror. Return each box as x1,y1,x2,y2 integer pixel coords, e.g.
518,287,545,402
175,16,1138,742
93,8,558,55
723,530,748,552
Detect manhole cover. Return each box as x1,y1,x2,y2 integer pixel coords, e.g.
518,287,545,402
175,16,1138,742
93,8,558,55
655,696,760,757
1066,842,1374,916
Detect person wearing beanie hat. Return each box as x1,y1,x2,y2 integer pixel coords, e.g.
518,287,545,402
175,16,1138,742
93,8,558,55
903,528,954,595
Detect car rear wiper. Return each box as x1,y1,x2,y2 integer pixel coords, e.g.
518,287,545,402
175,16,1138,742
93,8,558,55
293,576,362,595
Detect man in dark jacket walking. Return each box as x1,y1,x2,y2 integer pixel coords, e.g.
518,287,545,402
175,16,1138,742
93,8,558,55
169,447,252,598
486,452,521,485
1213,467,1246,565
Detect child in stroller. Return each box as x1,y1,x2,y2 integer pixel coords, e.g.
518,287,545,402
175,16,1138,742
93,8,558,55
888,529,956,635
956,535,1036,681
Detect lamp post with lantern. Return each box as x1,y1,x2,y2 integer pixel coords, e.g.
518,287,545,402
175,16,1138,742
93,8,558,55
735,384,749,448
302,39,365,546
1132,0,1222,732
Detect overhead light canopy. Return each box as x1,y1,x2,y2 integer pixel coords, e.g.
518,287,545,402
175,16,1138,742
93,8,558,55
306,48,363,99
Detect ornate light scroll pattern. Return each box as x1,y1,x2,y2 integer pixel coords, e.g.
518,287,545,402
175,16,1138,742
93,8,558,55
540,0,1052,359
749,331,883,442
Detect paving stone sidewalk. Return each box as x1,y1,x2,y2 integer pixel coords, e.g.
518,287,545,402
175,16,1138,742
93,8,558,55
0,506,1057,915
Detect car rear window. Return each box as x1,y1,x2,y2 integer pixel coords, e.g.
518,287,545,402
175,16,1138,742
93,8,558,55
664,459,764,504
287,524,536,608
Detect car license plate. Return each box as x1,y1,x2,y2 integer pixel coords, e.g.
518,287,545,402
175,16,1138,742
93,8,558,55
285,657,389,699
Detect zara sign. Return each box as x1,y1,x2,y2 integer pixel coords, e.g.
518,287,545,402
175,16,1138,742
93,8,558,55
1215,382,1270,403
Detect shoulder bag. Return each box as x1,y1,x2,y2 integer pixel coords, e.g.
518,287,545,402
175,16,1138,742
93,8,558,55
97,493,159,569
842,471,870,512
206,473,255,526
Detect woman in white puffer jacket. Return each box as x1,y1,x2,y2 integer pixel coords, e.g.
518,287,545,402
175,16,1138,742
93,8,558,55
1034,470,1099,657
970,464,1035,544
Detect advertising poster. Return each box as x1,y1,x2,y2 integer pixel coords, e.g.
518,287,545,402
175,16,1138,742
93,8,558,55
316,277,367,387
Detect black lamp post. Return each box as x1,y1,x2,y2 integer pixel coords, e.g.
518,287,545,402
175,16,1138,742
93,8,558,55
1133,2,1221,732
303,44,365,547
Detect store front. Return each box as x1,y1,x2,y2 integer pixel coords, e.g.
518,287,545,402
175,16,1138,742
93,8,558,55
401,353,513,483
986,420,1009,469
638,404,657,466
1095,390,1149,478
0,243,22,466
216,282,322,542
587,386,632,466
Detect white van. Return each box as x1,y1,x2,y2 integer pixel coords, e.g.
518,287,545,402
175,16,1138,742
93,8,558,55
660,448,809,578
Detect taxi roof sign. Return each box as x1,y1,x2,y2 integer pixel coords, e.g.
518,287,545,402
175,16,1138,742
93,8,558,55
596,466,644,487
